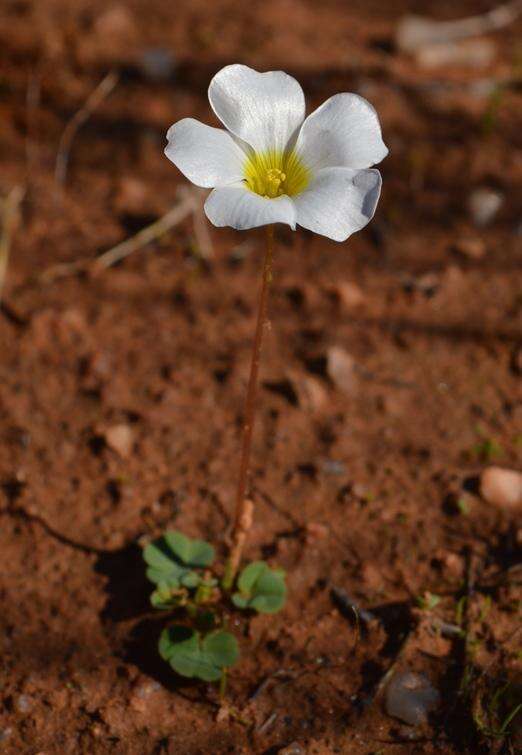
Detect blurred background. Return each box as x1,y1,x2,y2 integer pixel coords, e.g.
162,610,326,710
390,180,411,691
1,0,521,273
0,1,521,753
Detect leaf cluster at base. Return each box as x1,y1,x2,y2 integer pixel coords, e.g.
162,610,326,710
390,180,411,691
142,530,287,684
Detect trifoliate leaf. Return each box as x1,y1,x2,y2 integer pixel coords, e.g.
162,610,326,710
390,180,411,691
159,626,201,676
143,540,189,588
164,531,215,567
143,530,214,588
232,561,287,614
158,626,238,682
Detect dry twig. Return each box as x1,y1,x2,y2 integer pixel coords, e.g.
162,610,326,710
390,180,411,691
54,71,119,188
0,186,25,303
40,187,200,282
93,187,196,270
397,0,522,52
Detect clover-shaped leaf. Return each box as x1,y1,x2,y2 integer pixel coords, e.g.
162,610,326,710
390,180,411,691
159,626,239,682
232,561,287,614
164,531,215,568
143,530,214,589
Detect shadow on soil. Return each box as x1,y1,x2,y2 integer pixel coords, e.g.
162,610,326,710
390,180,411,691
95,543,150,622
95,544,196,692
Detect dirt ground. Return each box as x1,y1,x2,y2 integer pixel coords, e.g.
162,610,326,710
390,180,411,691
1,0,521,753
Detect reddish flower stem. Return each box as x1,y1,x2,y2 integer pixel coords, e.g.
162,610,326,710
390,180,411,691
223,225,274,590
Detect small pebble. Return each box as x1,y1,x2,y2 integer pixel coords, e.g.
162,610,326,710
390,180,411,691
290,373,328,412
130,680,161,712
480,467,522,511
328,281,365,309
104,424,134,458
327,346,357,394
139,48,176,80
467,188,503,227
0,727,13,742
278,743,304,755
453,237,486,260
385,671,440,726
320,459,347,476
134,680,161,699
435,550,464,579
15,694,33,713
91,723,104,738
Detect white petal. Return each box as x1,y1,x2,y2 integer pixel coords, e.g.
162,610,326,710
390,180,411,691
204,183,297,231
295,93,388,171
165,118,246,188
208,64,305,155
293,168,382,242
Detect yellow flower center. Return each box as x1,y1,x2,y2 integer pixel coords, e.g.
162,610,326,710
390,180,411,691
244,149,310,199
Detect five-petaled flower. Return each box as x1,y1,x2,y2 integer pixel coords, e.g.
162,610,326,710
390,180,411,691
165,64,388,242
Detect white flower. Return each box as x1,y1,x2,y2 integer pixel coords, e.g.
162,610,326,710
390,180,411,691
165,64,388,242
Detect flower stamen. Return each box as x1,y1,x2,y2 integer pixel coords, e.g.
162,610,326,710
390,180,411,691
264,168,286,198
244,150,310,199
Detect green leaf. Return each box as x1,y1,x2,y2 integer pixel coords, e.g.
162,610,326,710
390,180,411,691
232,561,287,614
180,571,202,589
231,594,249,609
159,626,201,677
164,531,215,567
150,581,188,610
159,626,238,682
143,540,189,588
237,561,267,594
143,530,214,588
203,630,238,668
151,588,176,610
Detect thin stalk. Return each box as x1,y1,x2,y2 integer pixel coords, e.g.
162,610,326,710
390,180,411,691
0,186,25,304
219,669,228,699
222,225,275,590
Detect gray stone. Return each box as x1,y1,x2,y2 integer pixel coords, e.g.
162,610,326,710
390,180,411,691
385,671,440,726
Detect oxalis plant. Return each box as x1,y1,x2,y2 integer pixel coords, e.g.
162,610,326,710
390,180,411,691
144,63,388,688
